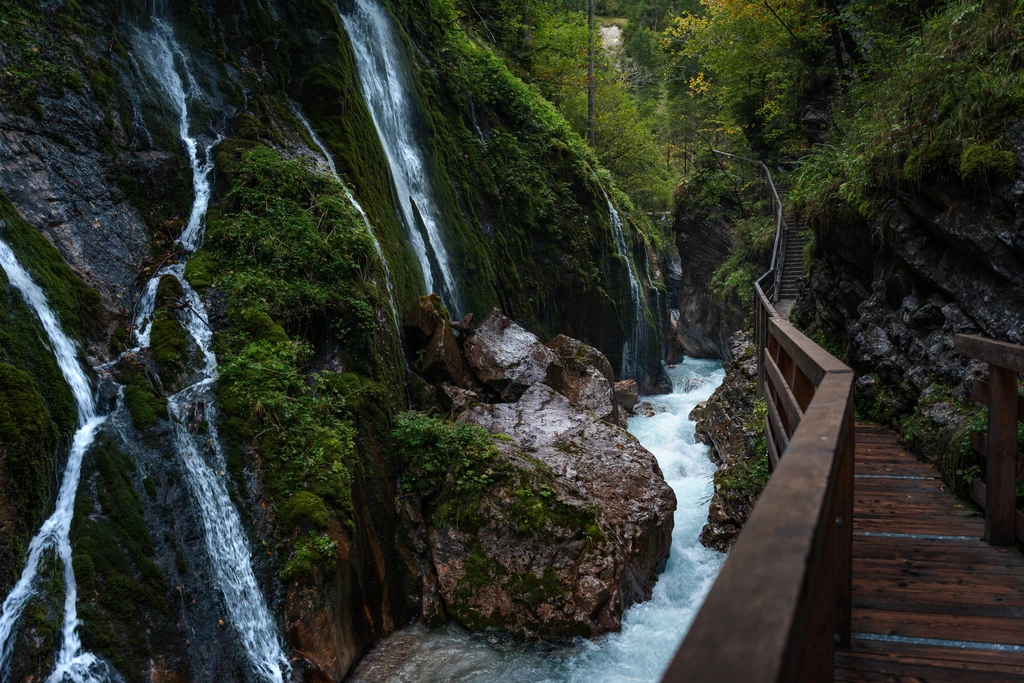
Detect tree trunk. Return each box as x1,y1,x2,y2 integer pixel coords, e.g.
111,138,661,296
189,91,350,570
588,0,595,146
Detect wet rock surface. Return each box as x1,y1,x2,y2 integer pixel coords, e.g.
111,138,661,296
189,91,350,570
464,308,560,401
689,332,764,552
432,385,674,639
399,300,676,639
545,334,616,422
670,214,746,361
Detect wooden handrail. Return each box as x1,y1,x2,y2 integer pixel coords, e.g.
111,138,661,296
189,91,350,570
712,150,785,305
954,334,1024,546
663,306,855,682
663,152,855,683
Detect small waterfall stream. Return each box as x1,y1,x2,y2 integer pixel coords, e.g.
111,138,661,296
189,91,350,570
0,240,116,683
292,107,404,348
132,21,289,682
606,197,647,380
339,0,463,315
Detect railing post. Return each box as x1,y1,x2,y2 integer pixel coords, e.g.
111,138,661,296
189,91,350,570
834,408,854,648
986,364,1018,546
756,302,765,396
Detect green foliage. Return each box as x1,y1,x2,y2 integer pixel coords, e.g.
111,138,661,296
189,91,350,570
209,144,384,369
716,441,770,502
218,340,356,519
392,411,499,522
709,210,775,304
281,531,337,582
662,0,831,155
897,383,987,498
794,0,1024,228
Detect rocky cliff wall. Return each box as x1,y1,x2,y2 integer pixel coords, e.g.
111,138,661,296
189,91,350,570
793,120,1024,488
0,0,670,679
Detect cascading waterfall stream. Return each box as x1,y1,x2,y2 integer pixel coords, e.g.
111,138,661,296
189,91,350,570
132,22,289,682
339,0,463,316
292,107,404,350
606,196,646,380
0,240,117,683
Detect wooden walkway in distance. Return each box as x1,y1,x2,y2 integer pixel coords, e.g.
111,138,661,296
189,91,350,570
837,422,1024,681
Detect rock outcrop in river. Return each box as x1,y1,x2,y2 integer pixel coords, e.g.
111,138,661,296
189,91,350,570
401,300,676,639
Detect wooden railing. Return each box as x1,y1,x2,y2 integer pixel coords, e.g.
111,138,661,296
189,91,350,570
661,158,856,683
954,334,1024,546
710,150,785,391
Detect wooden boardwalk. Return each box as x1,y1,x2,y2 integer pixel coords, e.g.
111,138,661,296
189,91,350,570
837,422,1024,681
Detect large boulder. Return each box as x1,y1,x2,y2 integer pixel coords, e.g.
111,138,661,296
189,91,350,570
402,294,450,346
463,309,560,401
613,380,639,413
544,335,616,422
428,385,675,639
404,295,470,388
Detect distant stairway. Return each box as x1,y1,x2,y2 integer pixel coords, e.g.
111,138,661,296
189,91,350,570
774,208,807,320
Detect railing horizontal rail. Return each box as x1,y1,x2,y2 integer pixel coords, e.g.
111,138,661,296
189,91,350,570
664,153,856,683
662,370,854,682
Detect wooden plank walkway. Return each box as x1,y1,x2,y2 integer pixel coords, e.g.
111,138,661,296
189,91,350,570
836,422,1024,681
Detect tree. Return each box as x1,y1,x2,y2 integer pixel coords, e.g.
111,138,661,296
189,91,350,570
588,0,596,145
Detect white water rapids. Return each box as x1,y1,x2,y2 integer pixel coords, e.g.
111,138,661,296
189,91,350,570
0,239,117,682
339,0,463,316
350,358,726,682
131,21,289,682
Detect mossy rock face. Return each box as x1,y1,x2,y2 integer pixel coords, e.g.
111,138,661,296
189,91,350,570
69,437,184,683
149,311,191,392
0,192,104,344
415,387,674,641
0,363,59,592
0,192,103,595
148,275,198,394
114,361,167,432
280,492,331,532
182,250,218,289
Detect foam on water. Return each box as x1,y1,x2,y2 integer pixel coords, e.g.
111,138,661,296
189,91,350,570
350,358,726,682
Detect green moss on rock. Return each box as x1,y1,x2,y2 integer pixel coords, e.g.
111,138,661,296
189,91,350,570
70,437,179,683
0,363,58,543
0,192,103,343
280,492,331,532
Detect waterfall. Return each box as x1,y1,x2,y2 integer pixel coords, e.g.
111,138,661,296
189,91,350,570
132,22,289,682
606,197,647,380
292,107,404,349
338,0,463,316
0,240,118,683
